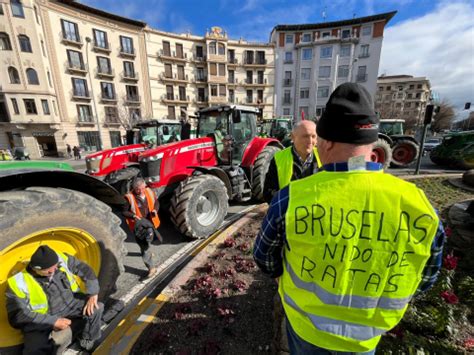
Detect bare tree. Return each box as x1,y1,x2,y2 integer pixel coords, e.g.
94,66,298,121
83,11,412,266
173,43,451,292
431,99,455,132
115,101,151,130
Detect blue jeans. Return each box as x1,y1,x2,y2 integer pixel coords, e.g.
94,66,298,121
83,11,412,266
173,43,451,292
286,318,376,355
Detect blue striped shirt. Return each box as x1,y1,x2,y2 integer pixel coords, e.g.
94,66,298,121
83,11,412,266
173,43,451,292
253,164,445,294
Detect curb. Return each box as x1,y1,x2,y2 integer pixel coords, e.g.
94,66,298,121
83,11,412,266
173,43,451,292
400,173,463,180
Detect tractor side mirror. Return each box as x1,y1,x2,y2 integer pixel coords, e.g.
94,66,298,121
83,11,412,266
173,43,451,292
232,110,241,124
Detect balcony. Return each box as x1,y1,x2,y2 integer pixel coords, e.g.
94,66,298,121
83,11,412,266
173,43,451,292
92,41,111,54
208,75,227,84
192,76,208,83
356,74,368,82
227,57,238,66
193,96,208,105
246,99,269,106
77,117,95,126
60,31,83,47
158,50,188,62
358,52,370,59
283,59,294,64
96,68,115,79
309,33,359,45
243,58,268,67
282,97,292,105
124,94,141,105
208,96,227,104
242,78,268,86
159,73,189,83
100,94,117,103
162,94,190,104
191,55,206,63
283,78,293,86
119,48,136,58
104,118,121,127
207,54,226,63
121,71,139,82
71,90,91,101
66,62,87,75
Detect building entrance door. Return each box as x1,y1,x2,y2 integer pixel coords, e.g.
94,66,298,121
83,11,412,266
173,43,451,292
34,134,58,157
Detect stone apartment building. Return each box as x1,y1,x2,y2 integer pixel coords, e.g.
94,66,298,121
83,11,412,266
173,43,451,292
270,11,396,120
0,0,274,158
145,26,274,121
375,75,432,129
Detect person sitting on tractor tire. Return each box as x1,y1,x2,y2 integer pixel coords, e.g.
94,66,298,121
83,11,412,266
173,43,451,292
263,120,322,203
123,178,161,278
6,245,104,354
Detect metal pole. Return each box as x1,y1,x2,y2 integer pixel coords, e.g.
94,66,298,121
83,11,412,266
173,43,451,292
85,37,103,151
414,123,429,175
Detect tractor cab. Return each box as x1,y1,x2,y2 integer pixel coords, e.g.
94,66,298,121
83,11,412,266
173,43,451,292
197,105,258,165
379,119,405,136
126,119,183,147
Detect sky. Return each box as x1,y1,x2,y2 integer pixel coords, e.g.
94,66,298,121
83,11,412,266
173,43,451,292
81,0,474,118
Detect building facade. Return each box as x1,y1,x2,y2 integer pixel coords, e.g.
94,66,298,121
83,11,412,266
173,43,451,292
375,75,432,130
145,26,274,121
271,11,396,120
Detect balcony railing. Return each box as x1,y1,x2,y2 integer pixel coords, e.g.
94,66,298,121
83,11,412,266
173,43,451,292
193,76,207,83
96,68,115,78
162,94,190,103
282,97,292,105
243,58,267,65
93,41,111,53
356,74,368,82
283,78,293,86
71,90,91,101
67,62,87,74
193,96,208,104
228,78,237,84
101,94,117,102
124,94,141,104
158,50,188,61
119,48,136,58
228,58,238,64
60,31,83,47
358,52,370,59
192,55,206,62
283,59,293,64
160,73,189,82
122,71,139,81
77,116,94,124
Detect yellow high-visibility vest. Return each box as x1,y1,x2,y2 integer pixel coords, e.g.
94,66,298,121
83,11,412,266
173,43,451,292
274,147,322,189
281,170,438,352
7,251,80,314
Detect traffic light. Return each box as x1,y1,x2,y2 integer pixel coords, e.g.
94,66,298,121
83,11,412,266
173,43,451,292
424,104,434,124
465,102,471,110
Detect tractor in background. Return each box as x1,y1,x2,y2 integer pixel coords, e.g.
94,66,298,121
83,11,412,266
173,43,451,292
430,131,474,169
86,119,183,194
88,105,282,238
258,117,293,147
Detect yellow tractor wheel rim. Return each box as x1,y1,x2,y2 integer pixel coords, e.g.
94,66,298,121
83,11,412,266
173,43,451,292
0,228,100,349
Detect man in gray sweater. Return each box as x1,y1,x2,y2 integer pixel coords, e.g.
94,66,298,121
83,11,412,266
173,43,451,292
6,245,103,354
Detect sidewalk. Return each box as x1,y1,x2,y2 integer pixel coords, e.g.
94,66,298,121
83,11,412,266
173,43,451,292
36,157,86,172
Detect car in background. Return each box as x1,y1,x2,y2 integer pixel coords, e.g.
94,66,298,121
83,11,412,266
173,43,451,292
423,137,442,155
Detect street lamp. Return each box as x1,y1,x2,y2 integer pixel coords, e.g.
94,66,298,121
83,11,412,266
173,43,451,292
85,36,103,151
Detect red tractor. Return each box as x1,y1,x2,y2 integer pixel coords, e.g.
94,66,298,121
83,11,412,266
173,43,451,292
87,105,282,238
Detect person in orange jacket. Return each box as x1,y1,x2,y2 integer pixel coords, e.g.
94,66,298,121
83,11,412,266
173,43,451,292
122,178,161,278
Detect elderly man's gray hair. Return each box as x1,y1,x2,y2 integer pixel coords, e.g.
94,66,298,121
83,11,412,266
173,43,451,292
132,177,146,189
292,120,316,133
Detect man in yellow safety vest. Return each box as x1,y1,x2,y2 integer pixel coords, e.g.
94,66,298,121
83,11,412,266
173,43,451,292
254,83,445,354
6,245,103,354
263,120,322,203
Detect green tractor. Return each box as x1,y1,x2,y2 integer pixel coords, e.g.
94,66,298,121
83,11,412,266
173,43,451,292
0,161,126,352
372,119,420,169
259,117,293,147
430,131,474,169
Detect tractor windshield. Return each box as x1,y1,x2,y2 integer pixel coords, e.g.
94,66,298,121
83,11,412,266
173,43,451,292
140,126,159,145
380,122,404,135
198,111,230,138
159,124,181,144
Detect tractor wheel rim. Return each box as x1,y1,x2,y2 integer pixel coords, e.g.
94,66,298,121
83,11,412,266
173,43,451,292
0,228,100,348
393,146,415,163
371,148,386,163
196,191,219,226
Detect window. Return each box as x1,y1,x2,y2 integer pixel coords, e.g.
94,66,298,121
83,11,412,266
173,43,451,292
77,131,100,151
398,86,403,91
40,40,46,56
166,85,174,100
101,82,115,99
47,71,52,87
356,66,367,81
286,34,293,44
416,93,421,99
407,93,413,99
105,106,118,122
409,84,414,90
18,35,32,52
93,29,108,49
299,106,309,117
126,85,139,100
300,88,309,99
318,66,331,78
11,0,24,18
228,89,235,103
0,4,3,15
164,63,172,78
210,85,217,96
338,65,349,78
129,108,140,120
218,63,225,76
341,29,351,39
124,61,135,78
77,105,92,122
322,31,330,38
8,67,20,84
209,63,217,76
11,98,19,114
387,86,391,91
72,78,88,97
317,86,329,98
179,86,186,100
177,65,185,80
162,41,171,56
198,88,205,101
301,68,311,80
302,48,312,60
0,32,12,50
284,51,293,63
340,45,351,57
120,36,134,54
167,106,175,119
97,56,111,74
61,20,80,42
23,99,37,114
359,45,369,58
41,99,50,114
316,107,325,117
218,43,225,55
283,108,290,115
246,90,253,103
33,5,39,24
257,71,264,84
320,46,332,58
417,84,422,89
196,67,205,81
219,84,226,97
256,51,265,64
176,43,184,58
209,42,216,55
246,70,253,84
26,68,39,85
258,89,264,102
196,45,203,58
302,33,311,42
362,26,371,36
228,70,235,83
110,131,121,147
283,90,291,104
67,50,84,70
405,102,411,108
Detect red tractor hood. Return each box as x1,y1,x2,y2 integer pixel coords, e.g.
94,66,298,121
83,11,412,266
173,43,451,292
139,137,215,160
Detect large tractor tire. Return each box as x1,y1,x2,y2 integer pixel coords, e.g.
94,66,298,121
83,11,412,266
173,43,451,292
105,167,140,195
391,139,419,168
0,187,126,350
371,139,392,169
170,175,228,239
252,145,280,201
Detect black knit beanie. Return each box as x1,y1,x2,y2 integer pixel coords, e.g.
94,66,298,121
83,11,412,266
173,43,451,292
317,83,379,144
30,245,59,270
